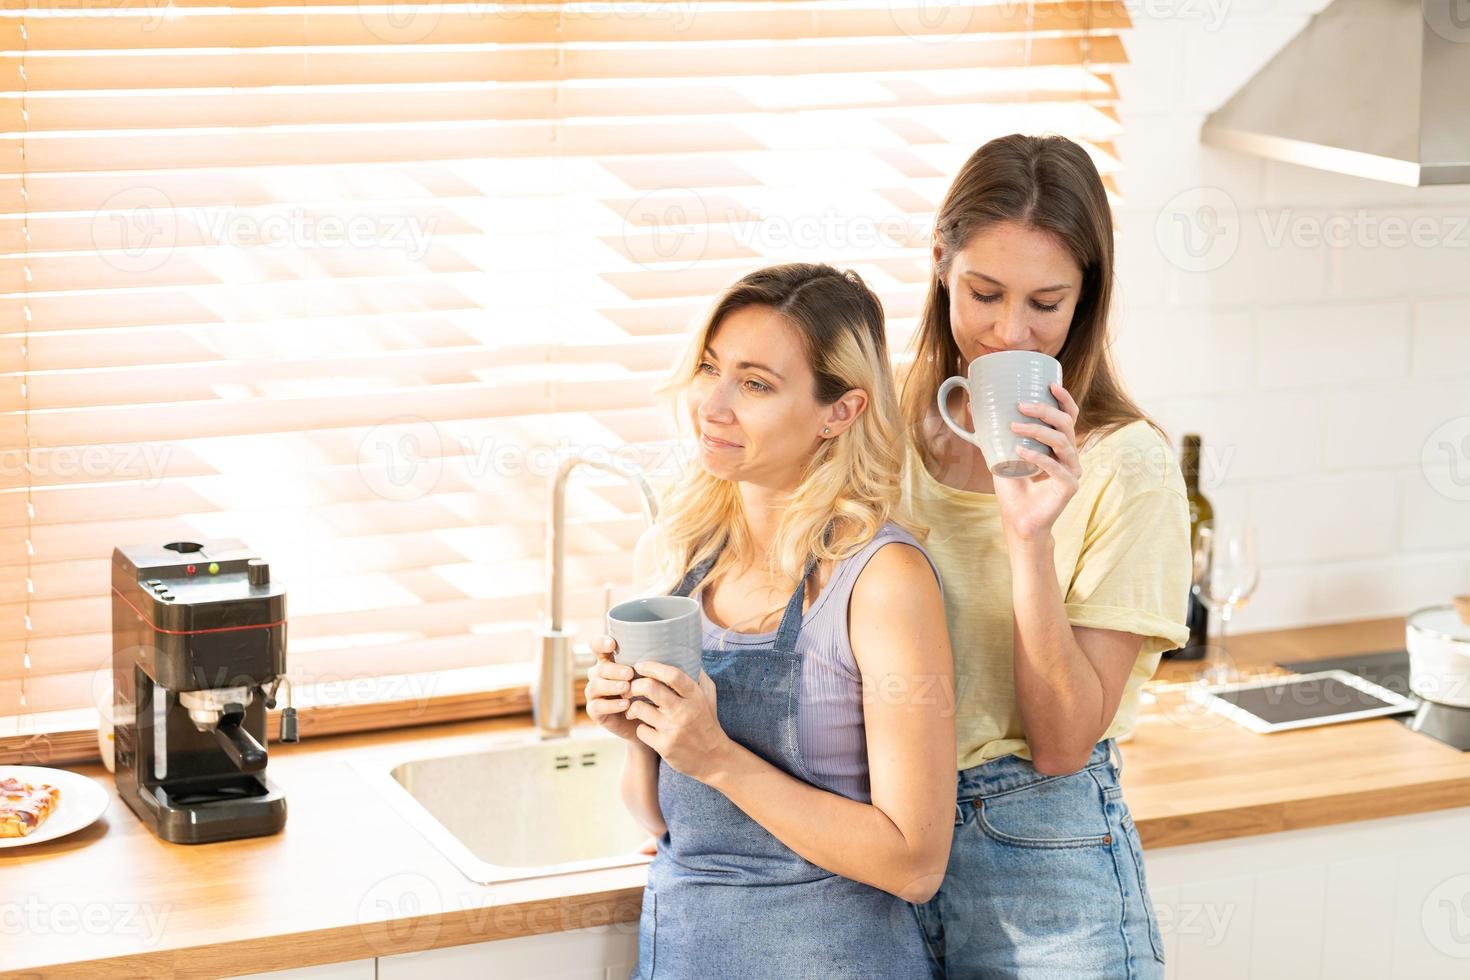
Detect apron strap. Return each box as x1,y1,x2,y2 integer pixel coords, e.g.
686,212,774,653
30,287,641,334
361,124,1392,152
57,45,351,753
669,520,836,654
671,551,718,598
772,552,820,655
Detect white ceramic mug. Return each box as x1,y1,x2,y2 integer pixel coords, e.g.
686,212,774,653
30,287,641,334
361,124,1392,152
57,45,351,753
938,350,1062,479
606,595,703,682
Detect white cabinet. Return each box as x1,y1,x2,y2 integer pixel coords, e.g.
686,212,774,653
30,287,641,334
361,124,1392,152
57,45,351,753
1145,805,1470,980
227,960,376,980
377,923,639,980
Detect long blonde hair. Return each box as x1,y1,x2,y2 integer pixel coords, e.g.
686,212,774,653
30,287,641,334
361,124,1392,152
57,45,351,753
900,134,1165,466
650,263,918,617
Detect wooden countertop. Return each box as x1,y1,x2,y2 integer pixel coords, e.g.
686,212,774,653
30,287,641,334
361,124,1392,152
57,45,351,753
1126,618,1470,846
5,616,1469,979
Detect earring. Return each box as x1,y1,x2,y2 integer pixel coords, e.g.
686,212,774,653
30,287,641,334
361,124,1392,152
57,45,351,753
822,427,831,436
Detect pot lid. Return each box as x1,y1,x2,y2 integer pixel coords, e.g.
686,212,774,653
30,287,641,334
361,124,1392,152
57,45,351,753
1408,605,1470,642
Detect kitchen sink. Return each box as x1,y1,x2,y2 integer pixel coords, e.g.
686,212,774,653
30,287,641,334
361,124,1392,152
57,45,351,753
355,726,654,884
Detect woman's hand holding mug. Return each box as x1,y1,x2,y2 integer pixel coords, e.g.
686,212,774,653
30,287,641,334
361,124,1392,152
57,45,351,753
937,349,1083,541
994,381,1084,542
584,636,731,782
584,635,643,742
594,592,732,778
624,661,730,783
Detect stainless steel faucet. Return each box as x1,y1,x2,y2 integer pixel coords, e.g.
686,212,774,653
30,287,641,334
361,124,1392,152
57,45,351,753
534,452,659,738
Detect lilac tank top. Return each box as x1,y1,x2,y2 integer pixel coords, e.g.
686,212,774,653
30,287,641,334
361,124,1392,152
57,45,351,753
696,522,942,802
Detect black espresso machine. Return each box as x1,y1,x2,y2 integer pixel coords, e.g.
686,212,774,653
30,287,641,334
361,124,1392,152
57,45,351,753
111,539,296,844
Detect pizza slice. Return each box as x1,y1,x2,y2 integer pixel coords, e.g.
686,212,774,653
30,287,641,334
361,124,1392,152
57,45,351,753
0,776,61,838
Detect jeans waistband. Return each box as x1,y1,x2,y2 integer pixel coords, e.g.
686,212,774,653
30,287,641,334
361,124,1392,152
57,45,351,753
955,738,1116,799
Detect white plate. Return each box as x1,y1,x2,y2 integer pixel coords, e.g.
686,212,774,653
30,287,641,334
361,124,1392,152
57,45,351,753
0,765,111,848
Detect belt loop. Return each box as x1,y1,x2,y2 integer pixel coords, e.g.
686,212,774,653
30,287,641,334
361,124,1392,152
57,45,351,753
1107,737,1122,777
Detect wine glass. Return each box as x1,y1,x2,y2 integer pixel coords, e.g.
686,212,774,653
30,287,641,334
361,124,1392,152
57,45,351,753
1191,519,1259,687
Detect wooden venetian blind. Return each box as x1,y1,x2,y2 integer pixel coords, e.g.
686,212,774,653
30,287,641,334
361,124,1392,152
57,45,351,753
0,0,1129,725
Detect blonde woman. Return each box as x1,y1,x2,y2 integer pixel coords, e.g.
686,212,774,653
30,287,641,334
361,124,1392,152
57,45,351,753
583,263,955,979
900,134,1191,978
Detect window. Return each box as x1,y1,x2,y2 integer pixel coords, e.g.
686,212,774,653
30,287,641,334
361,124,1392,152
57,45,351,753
1,0,1128,754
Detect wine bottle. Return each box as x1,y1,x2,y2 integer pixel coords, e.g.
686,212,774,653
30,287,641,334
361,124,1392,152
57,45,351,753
1163,433,1211,660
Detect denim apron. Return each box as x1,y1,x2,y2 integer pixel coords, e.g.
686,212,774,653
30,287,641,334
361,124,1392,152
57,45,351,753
632,548,930,980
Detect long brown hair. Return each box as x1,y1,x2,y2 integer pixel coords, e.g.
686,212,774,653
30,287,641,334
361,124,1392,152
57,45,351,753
900,134,1163,467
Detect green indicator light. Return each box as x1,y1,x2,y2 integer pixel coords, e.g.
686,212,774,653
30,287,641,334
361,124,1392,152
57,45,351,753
208,562,220,575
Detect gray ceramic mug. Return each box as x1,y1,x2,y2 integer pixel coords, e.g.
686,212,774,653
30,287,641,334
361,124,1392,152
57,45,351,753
938,350,1062,479
606,595,703,687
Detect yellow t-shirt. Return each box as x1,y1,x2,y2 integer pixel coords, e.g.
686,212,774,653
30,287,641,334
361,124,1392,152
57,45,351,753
902,418,1192,770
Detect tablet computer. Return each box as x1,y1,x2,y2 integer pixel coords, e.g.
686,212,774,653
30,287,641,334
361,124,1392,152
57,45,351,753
1197,669,1417,734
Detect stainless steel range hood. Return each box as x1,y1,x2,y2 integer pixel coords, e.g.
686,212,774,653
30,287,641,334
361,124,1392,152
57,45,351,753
1201,0,1470,186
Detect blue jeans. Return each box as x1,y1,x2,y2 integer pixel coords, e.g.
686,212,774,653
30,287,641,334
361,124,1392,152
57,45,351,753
910,740,1165,979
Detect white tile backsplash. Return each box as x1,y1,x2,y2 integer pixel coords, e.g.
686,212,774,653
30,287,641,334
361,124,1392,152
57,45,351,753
1323,210,1470,300
1179,202,1334,306
1236,553,1469,631
1317,382,1470,472
1399,470,1470,553
1412,300,1470,378
1246,473,1398,566
1112,308,1254,399
1114,13,1470,634
1255,302,1410,389
1109,20,1182,117
1150,389,1322,482
1115,114,1268,209
1114,206,1179,309
1178,15,1312,113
